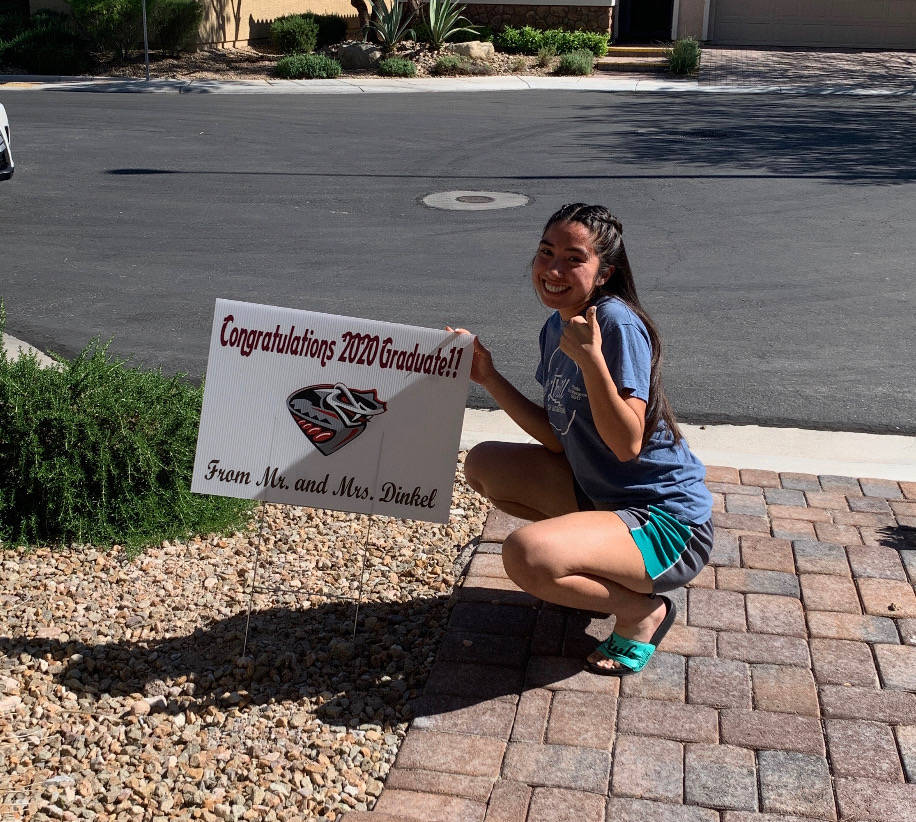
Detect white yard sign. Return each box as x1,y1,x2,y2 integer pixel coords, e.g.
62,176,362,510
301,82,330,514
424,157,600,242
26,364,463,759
192,300,473,523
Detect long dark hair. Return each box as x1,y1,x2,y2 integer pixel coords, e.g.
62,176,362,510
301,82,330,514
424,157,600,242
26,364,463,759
543,203,683,447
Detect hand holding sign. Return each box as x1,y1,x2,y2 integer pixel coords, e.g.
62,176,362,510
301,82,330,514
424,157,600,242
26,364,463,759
445,327,495,387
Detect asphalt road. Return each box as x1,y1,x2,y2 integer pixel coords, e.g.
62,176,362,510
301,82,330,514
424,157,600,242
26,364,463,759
1,90,914,434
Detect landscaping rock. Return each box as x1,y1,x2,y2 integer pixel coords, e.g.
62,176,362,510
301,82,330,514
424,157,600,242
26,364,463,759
339,42,383,69
0,454,489,819
445,41,496,61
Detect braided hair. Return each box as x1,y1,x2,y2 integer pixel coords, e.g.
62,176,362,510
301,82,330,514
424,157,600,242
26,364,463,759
542,203,683,447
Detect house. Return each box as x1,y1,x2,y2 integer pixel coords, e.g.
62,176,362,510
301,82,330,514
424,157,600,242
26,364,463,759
27,0,916,49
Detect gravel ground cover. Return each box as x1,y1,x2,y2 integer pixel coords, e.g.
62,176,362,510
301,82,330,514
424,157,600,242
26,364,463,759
0,454,488,821
86,43,563,81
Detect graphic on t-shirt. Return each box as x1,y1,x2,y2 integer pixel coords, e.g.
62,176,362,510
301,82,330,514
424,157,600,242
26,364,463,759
287,383,387,455
545,372,576,437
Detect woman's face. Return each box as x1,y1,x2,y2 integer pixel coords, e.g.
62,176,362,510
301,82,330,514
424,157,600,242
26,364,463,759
532,220,607,320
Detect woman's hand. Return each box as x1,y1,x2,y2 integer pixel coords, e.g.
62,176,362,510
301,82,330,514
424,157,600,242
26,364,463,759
446,327,496,386
558,305,604,369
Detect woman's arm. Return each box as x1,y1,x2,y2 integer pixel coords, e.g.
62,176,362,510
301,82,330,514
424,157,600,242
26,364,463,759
447,328,563,452
560,307,646,462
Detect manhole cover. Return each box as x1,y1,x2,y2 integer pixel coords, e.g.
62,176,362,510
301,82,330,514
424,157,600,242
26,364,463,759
422,190,529,211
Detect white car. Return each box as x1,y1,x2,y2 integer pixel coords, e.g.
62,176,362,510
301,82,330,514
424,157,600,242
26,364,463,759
0,103,13,181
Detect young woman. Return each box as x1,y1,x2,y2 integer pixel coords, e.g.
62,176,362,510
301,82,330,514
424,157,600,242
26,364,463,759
449,203,713,675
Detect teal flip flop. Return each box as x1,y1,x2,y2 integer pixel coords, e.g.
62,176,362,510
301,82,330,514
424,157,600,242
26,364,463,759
584,595,676,676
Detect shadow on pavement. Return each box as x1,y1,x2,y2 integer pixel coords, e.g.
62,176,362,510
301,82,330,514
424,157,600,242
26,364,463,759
570,95,916,184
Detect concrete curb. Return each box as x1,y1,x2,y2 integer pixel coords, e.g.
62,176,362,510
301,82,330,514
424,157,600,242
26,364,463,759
1,333,57,368
4,333,912,481
461,409,916,482
2,74,915,96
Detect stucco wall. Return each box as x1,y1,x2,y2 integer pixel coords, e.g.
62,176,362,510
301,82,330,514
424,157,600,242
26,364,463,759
200,0,358,46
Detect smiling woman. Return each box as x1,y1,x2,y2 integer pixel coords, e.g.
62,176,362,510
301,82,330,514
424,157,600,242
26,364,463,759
450,203,714,676
0,103,14,181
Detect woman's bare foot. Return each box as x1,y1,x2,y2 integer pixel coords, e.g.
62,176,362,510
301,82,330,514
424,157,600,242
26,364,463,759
586,598,667,673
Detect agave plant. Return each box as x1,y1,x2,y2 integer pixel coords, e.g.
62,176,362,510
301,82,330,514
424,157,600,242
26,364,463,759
366,0,415,53
423,0,477,50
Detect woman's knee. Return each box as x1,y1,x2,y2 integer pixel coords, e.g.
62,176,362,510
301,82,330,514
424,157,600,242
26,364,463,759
502,526,553,587
463,441,501,496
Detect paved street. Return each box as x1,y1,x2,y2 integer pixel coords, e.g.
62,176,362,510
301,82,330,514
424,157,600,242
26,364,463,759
1,91,914,433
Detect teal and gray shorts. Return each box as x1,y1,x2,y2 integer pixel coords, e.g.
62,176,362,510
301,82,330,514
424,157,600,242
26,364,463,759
573,482,713,592
616,506,713,593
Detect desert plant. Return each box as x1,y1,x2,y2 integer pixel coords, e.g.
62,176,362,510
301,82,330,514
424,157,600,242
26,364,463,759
0,9,92,73
431,53,493,75
366,0,413,53
150,0,202,55
508,55,526,72
446,23,492,43
555,48,593,75
422,0,476,50
0,305,253,552
270,13,318,54
667,36,701,74
536,44,555,67
275,52,341,78
377,55,416,76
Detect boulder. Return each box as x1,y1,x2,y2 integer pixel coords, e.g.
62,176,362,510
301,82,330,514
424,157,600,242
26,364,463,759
445,40,496,61
339,42,383,69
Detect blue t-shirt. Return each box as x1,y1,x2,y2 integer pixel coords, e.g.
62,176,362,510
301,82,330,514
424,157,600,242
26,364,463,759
535,295,713,524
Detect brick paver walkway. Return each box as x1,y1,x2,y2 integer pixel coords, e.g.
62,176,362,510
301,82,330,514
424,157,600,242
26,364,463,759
699,47,916,92
349,467,916,821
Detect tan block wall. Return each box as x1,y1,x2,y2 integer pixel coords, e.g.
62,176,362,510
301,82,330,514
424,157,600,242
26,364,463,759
29,0,359,48
200,0,358,47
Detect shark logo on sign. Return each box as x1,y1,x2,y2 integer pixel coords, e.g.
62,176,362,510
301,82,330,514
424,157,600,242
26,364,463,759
287,383,387,455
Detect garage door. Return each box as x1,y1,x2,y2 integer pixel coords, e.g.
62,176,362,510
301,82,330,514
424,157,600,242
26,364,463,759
710,0,916,48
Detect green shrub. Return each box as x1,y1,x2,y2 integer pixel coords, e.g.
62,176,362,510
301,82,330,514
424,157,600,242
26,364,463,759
67,0,143,60
536,44,555,67
493,24,540,54
508,55,526,72
0,9,29,41
541,28,607,57
431,53,493,75
495,25,607,57
0,10,92,74
149,0,201,54
0,308,253,552
555,48,593,75
667,35,701,74
270,13,318,54
275,52,341,78
377,55,416,76
313,12,347,47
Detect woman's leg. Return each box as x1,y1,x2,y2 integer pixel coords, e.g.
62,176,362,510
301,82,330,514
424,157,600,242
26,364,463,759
501,511,666,673
464,441,580,522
